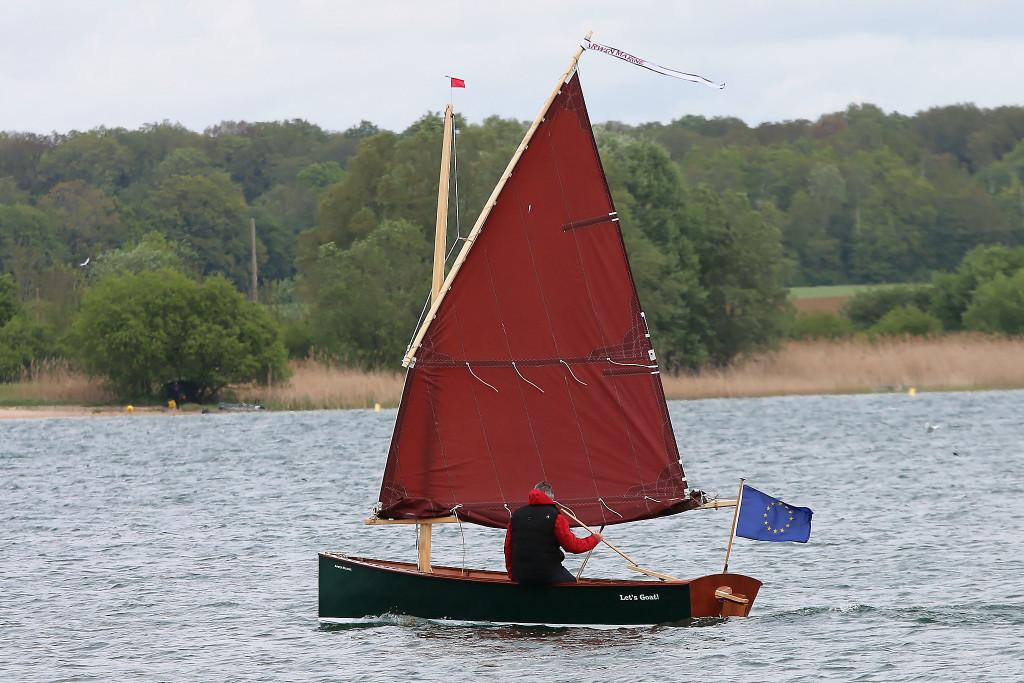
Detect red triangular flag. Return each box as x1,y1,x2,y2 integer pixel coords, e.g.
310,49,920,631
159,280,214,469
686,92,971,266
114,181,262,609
451,77,466,88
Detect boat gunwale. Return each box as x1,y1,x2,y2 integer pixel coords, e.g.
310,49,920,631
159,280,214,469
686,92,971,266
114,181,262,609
320,551,700,587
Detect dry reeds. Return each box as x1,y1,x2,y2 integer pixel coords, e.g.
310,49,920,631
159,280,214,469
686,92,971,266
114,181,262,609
0,359,114,405
661,333,1024,399
5,334,1024,410
235,359,404,410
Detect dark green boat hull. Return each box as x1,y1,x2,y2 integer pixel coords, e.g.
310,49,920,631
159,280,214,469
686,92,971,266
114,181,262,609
318,553,760,626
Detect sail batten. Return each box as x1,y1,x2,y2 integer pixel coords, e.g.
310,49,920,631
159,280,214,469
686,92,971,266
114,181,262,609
379,71,696,529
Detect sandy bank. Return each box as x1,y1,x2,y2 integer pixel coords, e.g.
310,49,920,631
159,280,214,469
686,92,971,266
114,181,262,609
0,405,186,420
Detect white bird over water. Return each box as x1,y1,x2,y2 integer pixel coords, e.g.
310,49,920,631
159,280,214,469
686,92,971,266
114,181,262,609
926,422,941,433
79,257,90,267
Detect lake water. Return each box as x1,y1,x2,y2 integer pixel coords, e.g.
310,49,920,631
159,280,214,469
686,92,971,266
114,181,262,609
3,390,1023,682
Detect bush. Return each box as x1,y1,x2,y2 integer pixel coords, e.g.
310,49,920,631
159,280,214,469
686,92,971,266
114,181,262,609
70,270,290,400
929,245,1024,330
841,286,931,329
0,314,57,381
868,305,943,337
963,270,1024,335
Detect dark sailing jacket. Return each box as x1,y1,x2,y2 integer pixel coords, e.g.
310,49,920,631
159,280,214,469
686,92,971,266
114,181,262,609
504,489,600,583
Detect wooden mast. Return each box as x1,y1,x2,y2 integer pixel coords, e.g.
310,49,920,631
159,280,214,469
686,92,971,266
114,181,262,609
433,104,454,303
384,37,594,572
418,101,455,572
367,95,459,572
402,31,594,368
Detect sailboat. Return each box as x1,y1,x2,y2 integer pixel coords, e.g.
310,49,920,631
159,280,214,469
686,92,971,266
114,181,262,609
318,35,761,626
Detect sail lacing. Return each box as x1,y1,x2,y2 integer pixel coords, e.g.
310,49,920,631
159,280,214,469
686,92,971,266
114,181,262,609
607,357,656,369
558,502,579,520
598,498,624,518
512,361,544,393
465,362,498,392
560,360,588,385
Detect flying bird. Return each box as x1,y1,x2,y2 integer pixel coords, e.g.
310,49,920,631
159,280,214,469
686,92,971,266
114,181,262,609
79,257,90,267
926,422,941,433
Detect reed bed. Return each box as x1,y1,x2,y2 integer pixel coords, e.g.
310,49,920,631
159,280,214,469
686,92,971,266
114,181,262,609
662,334,1024,399
0,360,114,406
5,334,1024,411
235,360,405,411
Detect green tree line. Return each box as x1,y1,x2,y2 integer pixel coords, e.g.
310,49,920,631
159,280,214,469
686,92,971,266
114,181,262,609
792,244,1024,340
2,100,1024,394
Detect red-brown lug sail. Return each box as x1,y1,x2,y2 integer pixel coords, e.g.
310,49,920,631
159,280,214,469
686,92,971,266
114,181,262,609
378,71,699,528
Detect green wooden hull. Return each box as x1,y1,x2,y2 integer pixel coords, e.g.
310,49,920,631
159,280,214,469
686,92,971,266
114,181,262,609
318,553,761,626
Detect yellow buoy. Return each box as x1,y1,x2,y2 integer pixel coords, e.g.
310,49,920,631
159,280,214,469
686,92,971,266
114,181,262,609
126,405,135,412
908,388,916,397
374,403,381,412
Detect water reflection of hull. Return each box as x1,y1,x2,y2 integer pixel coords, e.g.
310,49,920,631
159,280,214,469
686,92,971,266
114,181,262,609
318,552,760,626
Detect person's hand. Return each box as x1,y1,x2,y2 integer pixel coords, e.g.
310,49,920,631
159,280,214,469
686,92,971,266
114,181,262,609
591,531,603,543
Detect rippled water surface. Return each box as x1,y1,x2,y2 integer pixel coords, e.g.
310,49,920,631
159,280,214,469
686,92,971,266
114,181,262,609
3,390,1023,681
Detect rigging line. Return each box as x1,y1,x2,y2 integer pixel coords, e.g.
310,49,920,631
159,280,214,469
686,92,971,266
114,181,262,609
606,357,656,369
512,361,544,393
576,524,605,581
406,293,433,357
598,498,624,518
644,495,664,503
452,117,463,241
450,505,467,574
559,360,588,386
444,235,464,262
465,362,499,392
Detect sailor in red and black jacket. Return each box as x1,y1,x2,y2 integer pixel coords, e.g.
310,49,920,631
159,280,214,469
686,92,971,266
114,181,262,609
504,481,603,585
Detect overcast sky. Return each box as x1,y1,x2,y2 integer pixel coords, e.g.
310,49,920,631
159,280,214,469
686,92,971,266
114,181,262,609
3,1,1023,136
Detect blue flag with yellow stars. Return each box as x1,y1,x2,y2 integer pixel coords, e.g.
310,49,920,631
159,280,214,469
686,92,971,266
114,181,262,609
735,485,812,543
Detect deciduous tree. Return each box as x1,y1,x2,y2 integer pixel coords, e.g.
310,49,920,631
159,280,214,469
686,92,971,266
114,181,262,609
71,270,289,400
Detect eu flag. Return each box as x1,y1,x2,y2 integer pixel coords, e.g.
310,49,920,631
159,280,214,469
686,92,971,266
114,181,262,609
735,485,812,543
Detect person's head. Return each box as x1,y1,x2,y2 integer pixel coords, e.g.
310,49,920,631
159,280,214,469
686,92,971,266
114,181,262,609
535,481,554,498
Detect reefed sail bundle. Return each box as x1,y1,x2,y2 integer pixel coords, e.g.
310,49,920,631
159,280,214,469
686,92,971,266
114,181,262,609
378,71,698,529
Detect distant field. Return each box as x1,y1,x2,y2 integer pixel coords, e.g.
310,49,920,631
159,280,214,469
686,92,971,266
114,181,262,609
788,284,917,315
792,296,848,314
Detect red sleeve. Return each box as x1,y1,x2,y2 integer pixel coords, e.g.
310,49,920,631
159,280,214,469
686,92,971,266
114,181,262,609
553,514,600,554
504,523,514,580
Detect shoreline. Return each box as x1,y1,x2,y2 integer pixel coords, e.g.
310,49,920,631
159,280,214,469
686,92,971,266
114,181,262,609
6,335,1024,419
0,405,185,420
2,384,1019,421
